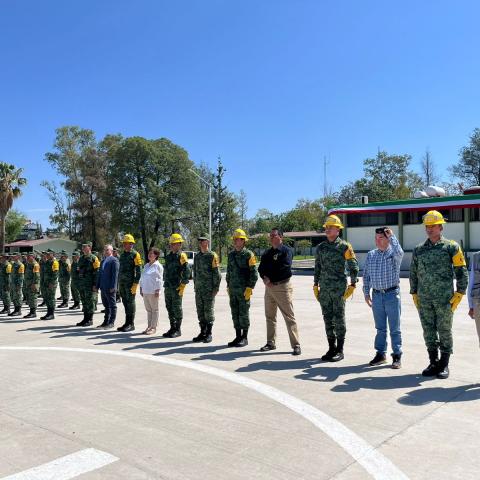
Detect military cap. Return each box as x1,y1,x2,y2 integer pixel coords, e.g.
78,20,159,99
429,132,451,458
46,248,55,254
82,241,93,247
72,250,80,257
60,250,68,256
41,251,47,255
197,234,210,241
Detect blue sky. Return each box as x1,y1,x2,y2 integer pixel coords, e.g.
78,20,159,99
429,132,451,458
1,0,479,227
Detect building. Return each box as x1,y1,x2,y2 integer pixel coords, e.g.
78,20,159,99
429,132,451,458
4,238,79,256
328,192,480,271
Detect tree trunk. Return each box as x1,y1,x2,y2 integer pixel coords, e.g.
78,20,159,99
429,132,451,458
0,214,5,253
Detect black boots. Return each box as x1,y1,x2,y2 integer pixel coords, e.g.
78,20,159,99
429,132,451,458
228,328,242,347
117,314,135,332
203,324,213,343
8,306,21,317
321,338,337,361
0,306,9,315
236,327,249,347
163,320,181,338
57,301,68,308
76,312,93,327
192,324,206,342
422,349,439,376
436,352,450,379
68,302,80,310
23,308,36,319
41,308,55,321
331,338,345,362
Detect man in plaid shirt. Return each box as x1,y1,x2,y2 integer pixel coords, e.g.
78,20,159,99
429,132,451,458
363,227,404,368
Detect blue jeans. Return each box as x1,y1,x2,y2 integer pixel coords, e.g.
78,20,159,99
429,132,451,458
101,289,117,325
372,288,402,355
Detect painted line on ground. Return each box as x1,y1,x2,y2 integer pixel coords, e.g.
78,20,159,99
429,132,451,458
0,346,409,480
1,448,118,480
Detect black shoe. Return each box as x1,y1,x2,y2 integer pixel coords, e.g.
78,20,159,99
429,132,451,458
69,303,80,310
391,353,402,369
369,352,387,366
260,343,276,352
103,322,115,329
38,302,46,307
121,324,135,332
170,328,181,338
162,326,175,337
0,307,9,315
57,302,68,308
203,324,213,343
321,338,337,361
8,308,20,317
331,338,345,362
422,349,439,376
96,322,108,329
236,328,249,347
23,310,36,319
228,328,242,347
192,324,206,342
436,352,450,379
76,315,90,327
43,308,55,321
292,345,302,356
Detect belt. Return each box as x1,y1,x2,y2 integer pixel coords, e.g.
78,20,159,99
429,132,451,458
271,278,290,286
373,286,398,294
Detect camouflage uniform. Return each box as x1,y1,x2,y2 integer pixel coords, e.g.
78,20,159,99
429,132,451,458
314,237,359,354
192,248,221,341
410,237,468,355
9,257,24,315
21,255,28,303
226,247,258,330
58,254,71,306
76,251,100,321
69,253,81,309
163,250,191,336
41,253,59,319
39,254,47,306
23,257,40,318
117,248,142,330
0,258,12,313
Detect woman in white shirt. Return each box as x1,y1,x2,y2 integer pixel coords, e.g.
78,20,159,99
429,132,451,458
140,247,163,334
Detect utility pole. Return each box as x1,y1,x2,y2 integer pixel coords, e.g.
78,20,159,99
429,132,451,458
189,168,213,249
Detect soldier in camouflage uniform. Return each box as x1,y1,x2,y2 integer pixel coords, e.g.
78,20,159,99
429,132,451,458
226,229,258,347
41,249,59,320
0,254,12,315
21,254,28,304
38,252,47,307
69,251,81,310
162,233,190,338
9,252,24,316
192,234,221,343
76,242,100,326
410,210,468,379
57,251,71,308
23,252,40,318
117,234,142,332
314,215,359,362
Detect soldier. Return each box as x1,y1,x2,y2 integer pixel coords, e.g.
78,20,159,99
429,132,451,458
23,252,40,318
41,249,59,320
117,234,142,332
192,234,221,343
21,254,28,304
112,247,121,303
313,215,359,362
162,233,190,338
57,251,71,308
226,228,258,347
8,252,24,316
0,254,12,315
76,242,100,327
410,210,468,379
38,251,47,307
69,251,81,310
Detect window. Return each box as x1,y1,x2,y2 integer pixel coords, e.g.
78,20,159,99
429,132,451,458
346,212,398,227
403,208,464,225
470,208,480,221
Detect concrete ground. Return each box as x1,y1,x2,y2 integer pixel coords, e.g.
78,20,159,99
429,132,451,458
0,276,478,480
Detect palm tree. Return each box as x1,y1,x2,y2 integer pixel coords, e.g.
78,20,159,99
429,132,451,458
0,163,27,252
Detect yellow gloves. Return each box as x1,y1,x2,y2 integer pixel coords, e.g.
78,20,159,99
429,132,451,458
244,287,253,301
450,292,464,312
343,285,355,300
313,285,319,300
130,283,138,295
412,294,419,308
177,283,186,297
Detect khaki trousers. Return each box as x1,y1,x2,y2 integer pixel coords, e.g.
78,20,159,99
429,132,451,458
472,299,480,347
264,279,300,348
143,293,159,329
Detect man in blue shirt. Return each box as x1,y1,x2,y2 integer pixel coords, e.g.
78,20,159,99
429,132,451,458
95,244,120,329
363,227,404,368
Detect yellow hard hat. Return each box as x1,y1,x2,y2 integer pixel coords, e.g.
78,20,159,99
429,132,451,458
323,215,344,229
169,233,184,244
232,228,248,240
122,233,135,244
422,210,446,226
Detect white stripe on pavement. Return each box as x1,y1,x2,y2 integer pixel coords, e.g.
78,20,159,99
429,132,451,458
0,346,409,480
1,448,118,480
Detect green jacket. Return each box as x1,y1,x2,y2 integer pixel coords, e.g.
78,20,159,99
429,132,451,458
314,237,359,292
119,249,142,287
43,258,59,285
11,260,24,287
59,259,71,282
76,254,100,287
25,261,40,290
71,259,80,286
164,251,191,288
0,261,12,291
193,250,221,292
410,237,468,301
226,248,258,291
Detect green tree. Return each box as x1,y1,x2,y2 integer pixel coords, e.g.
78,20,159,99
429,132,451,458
5,209,28,243
236,189,248,229
248,234,270,255
450,128,480,187
296,239,312,258
0,163,27,252
250,208,279,234
281,198,325,232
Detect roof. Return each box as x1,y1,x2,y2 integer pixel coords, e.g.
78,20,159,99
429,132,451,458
4,238,77,247
328,193,480,215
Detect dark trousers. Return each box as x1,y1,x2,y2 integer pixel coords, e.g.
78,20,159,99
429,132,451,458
101,289,117,324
